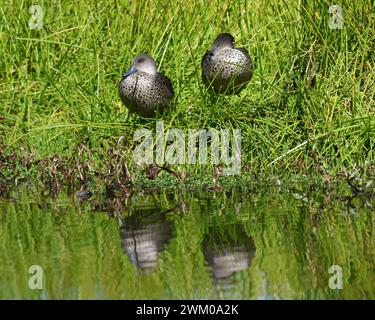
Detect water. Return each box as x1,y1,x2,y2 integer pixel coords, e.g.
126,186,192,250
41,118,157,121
0,185,374,299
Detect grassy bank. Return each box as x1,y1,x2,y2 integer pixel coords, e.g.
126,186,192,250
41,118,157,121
0,0,374,187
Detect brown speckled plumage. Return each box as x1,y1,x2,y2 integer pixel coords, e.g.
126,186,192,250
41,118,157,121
119,54,174,118
202,33,253,94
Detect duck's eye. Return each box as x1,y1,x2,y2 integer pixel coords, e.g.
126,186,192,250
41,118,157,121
138,58,145,63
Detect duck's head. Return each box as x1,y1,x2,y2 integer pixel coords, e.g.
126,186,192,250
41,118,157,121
211,33,235,51
122,54,157,78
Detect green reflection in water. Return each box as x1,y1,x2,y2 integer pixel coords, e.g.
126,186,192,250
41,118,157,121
0,186,373,299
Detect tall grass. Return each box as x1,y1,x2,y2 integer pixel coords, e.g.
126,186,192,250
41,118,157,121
0,0,374,181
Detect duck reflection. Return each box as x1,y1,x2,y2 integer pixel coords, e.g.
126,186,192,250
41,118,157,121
203,223,256,297
120,207,175,274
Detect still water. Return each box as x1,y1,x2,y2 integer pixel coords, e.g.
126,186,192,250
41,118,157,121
0,184,374,299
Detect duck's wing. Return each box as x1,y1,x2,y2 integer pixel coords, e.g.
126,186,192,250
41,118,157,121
236,47,251,60
157,73,174,97
201,50,215,85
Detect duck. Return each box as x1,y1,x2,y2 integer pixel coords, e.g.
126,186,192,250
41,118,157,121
201,33,253,94
119,54,174,117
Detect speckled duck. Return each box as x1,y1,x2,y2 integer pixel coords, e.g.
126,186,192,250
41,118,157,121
201,33,253,94
119,54,174,118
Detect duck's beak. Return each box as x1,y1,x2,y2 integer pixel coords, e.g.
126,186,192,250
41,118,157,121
122,67,136,79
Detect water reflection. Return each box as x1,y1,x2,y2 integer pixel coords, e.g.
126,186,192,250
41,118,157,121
203,223,256,298
1,185,374,299
120,207,173,274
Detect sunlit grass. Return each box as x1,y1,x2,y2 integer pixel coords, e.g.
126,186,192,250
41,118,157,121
0,0,374,180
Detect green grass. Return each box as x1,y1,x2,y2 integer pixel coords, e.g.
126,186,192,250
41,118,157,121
0,0,374,183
